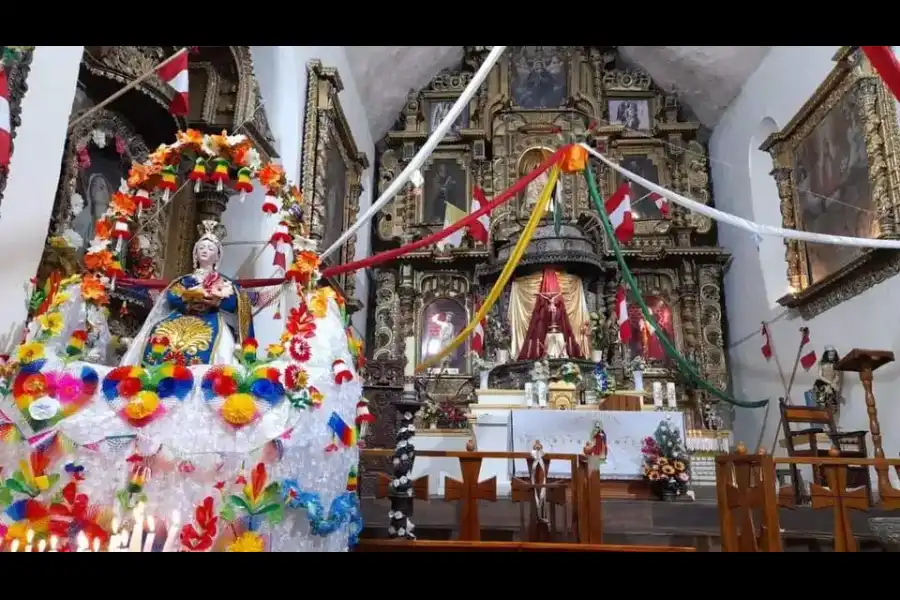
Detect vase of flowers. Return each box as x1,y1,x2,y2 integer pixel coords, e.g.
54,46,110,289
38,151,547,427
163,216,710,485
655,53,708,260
438,400,469,429
420,399,440,429
641,418,691,501
559,362,583,386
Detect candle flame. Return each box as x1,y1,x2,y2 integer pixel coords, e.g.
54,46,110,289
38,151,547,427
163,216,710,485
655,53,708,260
38,539,47,552
26,529,34,543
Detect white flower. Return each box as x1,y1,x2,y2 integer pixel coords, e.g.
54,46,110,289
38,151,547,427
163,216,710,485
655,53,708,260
200,136,217,157
226,134,248,147
118,178,130,194
69,193,85,216
88,238,110,253
136,234,151,250
245,148,262,170
60,228,83,249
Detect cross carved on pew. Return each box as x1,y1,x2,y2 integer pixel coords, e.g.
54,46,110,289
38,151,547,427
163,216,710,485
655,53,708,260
444,449,497,541
810,448,869,552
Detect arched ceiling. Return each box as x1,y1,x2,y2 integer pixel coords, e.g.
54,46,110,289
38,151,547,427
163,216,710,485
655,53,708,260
343,46,771,140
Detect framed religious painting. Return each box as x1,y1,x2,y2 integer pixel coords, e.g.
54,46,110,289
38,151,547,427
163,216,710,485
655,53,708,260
509,46,569,110
762,47,900,317
606,143,671,222
420,152,471,225
301,60,369,301
607,96,654,134
417,297,468,375
625,272,682,368
424,97,470,142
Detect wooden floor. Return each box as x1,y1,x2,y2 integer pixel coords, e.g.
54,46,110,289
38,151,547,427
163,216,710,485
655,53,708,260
360,487,889,551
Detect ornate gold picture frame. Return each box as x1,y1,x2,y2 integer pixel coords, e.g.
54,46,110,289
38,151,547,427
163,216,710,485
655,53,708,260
301,60,369,300
419,151,472,226
605,142,671,223
762,48,900,318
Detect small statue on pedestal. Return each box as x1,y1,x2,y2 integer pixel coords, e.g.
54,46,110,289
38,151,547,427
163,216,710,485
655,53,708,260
810,346,843,416
584,421,608,463
542,294,568,360
530,359,550,407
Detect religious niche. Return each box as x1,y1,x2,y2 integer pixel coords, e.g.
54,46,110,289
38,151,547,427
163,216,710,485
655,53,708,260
370,46,729,428
0,48,34,211
301,60,369,306
763,47,900,318
36,46,280,342
415,272,470,376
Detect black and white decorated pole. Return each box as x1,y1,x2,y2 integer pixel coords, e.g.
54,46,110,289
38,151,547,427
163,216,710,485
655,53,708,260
388,377,422,539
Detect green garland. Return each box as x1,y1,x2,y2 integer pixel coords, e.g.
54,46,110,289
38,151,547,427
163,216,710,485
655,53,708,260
583,167,767,409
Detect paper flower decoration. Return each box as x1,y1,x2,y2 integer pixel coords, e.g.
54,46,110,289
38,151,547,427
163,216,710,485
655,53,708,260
201,365,285,428
102,364,194,427
12,360,99,432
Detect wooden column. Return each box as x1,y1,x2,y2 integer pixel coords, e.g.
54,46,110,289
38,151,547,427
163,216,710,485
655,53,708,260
836,348,900,507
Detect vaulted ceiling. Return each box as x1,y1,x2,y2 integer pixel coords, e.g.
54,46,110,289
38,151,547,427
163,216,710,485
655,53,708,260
343,46,772,140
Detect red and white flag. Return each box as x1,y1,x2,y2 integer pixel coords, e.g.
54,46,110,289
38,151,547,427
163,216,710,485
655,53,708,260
0,68,11,168
157,50,189,116
615,286,632,343
799,327,817,370
605,183,634,244
468,186,490,245
760,324,772,360
472,298,486,356
648,191,670,217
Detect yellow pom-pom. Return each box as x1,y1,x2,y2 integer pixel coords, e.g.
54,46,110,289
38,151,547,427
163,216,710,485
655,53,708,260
227,531,265,552
124,390,160,420
222,393,256,425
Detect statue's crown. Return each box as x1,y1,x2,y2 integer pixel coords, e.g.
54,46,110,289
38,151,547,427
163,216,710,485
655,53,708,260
197,220,227,245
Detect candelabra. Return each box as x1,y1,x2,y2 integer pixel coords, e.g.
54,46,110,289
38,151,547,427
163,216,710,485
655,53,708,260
387,378,422,539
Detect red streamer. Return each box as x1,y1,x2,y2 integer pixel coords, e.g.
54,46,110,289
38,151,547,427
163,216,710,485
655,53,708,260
118,144,571,291
862,46,900,103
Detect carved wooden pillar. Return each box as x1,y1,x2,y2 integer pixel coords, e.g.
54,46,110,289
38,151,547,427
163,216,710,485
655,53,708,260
771,166,803,292
857,78,897,239
372,269,401,361
194,184,230,227
360,358,404,499
698,262,732,429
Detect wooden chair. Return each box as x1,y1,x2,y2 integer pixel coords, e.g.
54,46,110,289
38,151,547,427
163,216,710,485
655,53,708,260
779,398,871,504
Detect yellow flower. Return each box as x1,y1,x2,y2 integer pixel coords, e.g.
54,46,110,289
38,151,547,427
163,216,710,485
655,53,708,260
60,274,82,289
49,293,71,309
657,457,668,466
648,471,660,481
662,465,675,475
266,344,285,359
222,393,256,425
673,461,685,472
309,290,329,319
124,391,160,420
227,531,265,552
38,312,64,336
16,342,45,364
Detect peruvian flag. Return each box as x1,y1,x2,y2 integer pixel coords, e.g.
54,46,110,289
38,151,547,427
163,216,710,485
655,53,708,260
648,191,669,217
760,324,772,360
471,298,485,356
615,286,632,343
799,327,817,370
468,186,490,245
0,67,10,168
605,183,634,244
157,49,189,116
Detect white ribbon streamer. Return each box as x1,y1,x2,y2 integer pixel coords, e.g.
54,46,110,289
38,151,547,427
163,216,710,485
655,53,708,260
321,46,508,261
581,142,900,251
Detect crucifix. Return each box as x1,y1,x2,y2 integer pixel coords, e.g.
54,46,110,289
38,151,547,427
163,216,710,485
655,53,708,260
539,292,568,359
444,450,497,541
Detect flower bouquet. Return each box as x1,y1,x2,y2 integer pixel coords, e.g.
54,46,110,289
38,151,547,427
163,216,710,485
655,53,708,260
559,362,582,386
437,400,468,430
641,419,691,501
420,399,440,429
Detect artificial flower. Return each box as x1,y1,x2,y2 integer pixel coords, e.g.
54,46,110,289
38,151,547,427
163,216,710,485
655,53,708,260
284,365,308,391
266,344,285,359
83,249,113,272
94,219,113,240
288,338,311,363
110,192,136,217
227,531,265,552
38,312,64,336
127,164,151,188
294,251,319,275
257,163,284,188
176,129,204,148
222,393,256,425
69,193,85,216
17,342,45,364
124,391,160,420
81,275,108,305
50,292,71,309
309,290,329,319
286,304,316,339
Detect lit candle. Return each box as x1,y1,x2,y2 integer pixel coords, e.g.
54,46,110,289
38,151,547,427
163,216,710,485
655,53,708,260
92,537,101,552
161,510,181,553
49,536,58,552
142,516,156,553
652,382,663,408
128,503,145,553
10,539,20,553
76,531,89,552
37,539,47,553
666,382,677,409
24,529,34,553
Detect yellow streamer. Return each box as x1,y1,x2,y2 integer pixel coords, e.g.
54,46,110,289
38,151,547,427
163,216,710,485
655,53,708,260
417,164,562,372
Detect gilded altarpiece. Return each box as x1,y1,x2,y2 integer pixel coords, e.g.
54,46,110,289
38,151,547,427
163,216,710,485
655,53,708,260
37,46,278,342
367,46,731,441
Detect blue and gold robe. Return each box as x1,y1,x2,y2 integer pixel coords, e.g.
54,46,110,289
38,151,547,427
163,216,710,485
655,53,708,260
140,272,254,367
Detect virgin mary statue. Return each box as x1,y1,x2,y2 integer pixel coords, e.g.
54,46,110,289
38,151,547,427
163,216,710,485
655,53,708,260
120,220,255,368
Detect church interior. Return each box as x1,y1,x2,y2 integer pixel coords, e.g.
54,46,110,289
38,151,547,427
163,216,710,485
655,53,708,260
1,45,900,552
